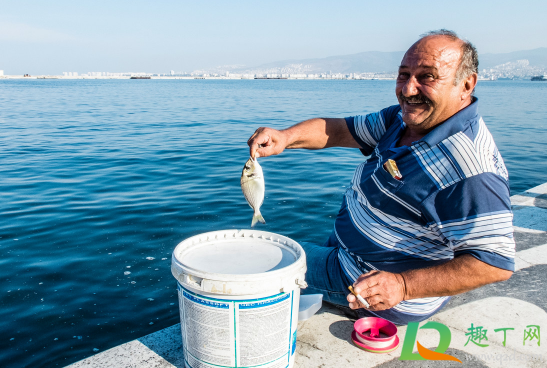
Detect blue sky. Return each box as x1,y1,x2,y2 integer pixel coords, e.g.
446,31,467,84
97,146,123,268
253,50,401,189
1,0,546,74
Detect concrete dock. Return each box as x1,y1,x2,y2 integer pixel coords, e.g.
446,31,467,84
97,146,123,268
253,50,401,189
68,182,547,368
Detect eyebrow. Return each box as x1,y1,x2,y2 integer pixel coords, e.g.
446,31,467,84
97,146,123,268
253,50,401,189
398,64,438,71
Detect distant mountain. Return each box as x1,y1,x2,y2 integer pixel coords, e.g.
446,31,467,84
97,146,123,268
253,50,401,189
202,47,547,75
237,51,405,74
479,48,547,69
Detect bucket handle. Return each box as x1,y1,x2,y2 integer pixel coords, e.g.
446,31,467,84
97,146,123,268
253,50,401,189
295,278,308,289
184,274,203,289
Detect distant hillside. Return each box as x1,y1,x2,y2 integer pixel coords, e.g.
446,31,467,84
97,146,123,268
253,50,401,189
479,48,547,69
202,47,547,75
238,51,405,74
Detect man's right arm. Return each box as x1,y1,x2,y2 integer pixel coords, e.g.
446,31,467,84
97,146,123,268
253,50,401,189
248,118,361,158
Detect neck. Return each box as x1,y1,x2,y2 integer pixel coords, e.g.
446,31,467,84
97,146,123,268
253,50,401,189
396,128,425,147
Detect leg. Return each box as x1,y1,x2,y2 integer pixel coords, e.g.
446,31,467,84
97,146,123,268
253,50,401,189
299,242,353,306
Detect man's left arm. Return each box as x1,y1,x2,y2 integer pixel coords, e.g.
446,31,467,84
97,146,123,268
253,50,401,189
348,254,512,311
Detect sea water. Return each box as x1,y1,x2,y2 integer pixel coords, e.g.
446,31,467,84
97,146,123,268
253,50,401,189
0,79,546,367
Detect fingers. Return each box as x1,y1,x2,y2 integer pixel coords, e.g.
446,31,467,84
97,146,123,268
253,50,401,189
353,271,380,293
248,128,272,158
347,271,406,311
347,294,363,310
247,127,286,158
347,285,381,310
355,284,381,299
348,294,386,311
353,301,388,311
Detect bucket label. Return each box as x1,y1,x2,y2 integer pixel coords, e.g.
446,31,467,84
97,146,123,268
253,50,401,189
239,293,290,309
236,292,292,367
180,289,235,367
183,291,230,309
179,285,296,368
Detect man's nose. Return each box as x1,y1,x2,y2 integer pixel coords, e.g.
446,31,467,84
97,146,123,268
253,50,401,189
402,76,420,96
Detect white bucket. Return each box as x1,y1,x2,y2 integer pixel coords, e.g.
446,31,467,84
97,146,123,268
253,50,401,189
171,229,307,368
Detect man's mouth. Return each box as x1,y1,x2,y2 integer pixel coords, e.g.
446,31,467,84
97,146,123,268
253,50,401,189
399,93,432,106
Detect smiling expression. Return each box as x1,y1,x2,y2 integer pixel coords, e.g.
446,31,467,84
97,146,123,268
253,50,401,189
396,35,472,134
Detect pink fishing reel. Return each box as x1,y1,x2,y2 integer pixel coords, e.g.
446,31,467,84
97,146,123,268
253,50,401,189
351,317,399,353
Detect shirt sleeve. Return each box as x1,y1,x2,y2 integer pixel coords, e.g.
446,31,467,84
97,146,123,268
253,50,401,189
421,172,515,271
345,105,401,156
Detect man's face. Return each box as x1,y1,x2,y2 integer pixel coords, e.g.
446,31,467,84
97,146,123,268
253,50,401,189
396,36,466,132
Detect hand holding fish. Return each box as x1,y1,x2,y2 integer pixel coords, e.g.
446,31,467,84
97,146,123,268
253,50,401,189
247,127,289,159
247,118,360,159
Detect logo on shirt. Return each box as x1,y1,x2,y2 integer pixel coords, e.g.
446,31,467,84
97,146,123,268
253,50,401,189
399,321,462,363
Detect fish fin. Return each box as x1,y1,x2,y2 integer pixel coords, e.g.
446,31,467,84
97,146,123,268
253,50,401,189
251,211,266,227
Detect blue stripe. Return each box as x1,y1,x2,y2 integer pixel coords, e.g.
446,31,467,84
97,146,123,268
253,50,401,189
438,142,465,179
348,192,448,251
345,116,370,152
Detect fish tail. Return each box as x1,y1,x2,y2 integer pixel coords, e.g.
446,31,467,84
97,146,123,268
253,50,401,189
251,210,266,227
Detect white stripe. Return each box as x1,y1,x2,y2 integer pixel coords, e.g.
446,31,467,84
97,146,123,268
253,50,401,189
412,142,446,188
374,111,387,141
349,166,450,259
443,133,482,177
427,212,515,257
338,249,363,281
373,147,382,169
371,172,421,216
335,228,366,280
351,166,434,238
393,297,450,314
346,192,453,260
474,118,509,180
452,239,516,258
354,115,379,148
435,211,513,229
412,123,509,190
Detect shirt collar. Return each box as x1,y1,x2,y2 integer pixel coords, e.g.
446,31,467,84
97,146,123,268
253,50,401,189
417,97,480,147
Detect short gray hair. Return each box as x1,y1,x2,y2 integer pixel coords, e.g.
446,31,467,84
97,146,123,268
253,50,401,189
419,29,479,85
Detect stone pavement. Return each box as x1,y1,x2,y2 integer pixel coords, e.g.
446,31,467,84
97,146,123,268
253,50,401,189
68,183,547,368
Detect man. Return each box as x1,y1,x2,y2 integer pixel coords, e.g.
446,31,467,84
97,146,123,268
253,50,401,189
247,30,514,325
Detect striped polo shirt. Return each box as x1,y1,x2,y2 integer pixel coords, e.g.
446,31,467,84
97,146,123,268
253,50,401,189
329,98,515,320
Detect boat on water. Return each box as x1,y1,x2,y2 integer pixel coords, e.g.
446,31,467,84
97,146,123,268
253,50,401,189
531,75,546,81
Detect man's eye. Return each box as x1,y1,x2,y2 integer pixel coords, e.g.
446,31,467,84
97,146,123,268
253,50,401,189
397,73,409,80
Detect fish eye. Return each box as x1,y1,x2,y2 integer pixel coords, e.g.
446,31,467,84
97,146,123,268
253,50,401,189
245,165,250,170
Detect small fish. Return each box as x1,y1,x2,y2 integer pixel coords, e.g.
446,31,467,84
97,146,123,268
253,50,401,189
241,157,266,227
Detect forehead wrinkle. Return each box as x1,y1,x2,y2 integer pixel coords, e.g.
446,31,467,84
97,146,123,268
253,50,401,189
403,36,463,70
401,50,460,80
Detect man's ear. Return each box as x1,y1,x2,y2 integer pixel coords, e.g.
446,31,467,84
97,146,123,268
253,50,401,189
462,73,478,100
